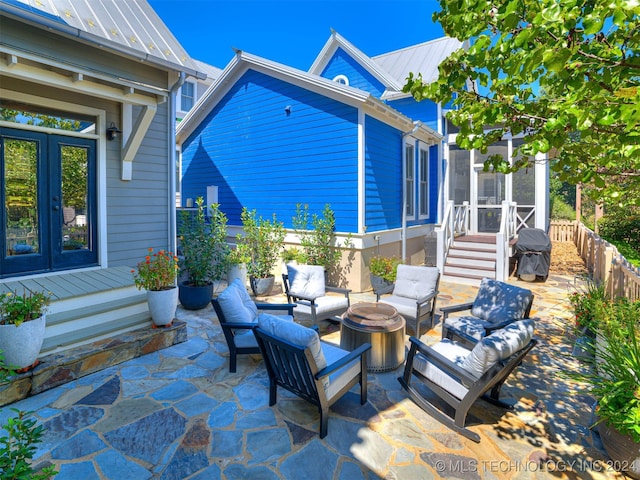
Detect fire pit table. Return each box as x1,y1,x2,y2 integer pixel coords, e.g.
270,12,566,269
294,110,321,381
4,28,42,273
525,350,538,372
340,302,405,372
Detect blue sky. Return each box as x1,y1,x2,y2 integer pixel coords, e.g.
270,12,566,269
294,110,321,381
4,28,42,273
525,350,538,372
148,0,446,71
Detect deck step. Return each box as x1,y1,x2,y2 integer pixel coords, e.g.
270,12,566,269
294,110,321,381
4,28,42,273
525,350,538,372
46,292,148,326
444,264,496,278
446,255,496,269
42,311,152,354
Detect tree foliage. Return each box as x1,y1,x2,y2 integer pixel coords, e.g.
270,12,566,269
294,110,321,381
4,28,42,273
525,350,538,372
404,0,640,206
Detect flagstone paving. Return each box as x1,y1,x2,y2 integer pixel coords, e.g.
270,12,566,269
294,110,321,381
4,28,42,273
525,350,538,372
1,273,627,479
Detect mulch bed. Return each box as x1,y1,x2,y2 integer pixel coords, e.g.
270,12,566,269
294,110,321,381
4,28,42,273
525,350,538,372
549,241,589,277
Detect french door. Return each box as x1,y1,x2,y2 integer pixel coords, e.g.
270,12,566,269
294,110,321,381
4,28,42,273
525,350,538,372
1,128,97,276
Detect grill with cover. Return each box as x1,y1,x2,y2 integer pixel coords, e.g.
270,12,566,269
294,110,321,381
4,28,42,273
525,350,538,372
515,228,552,282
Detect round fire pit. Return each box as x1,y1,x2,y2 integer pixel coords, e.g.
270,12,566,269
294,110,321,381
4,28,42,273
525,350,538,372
340,302,405,372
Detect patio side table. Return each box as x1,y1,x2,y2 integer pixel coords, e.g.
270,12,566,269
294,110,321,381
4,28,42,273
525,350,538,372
340,302,405,372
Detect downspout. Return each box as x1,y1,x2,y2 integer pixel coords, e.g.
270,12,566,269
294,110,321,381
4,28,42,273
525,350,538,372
401,121,421,262
168,72,186,254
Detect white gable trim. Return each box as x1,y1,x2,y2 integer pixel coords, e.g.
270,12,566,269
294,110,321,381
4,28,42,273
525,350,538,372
308,30,402,92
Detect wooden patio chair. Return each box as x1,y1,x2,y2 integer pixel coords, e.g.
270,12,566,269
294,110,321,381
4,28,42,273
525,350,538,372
253,313,371,438
398,319,537,442
211,278,295,372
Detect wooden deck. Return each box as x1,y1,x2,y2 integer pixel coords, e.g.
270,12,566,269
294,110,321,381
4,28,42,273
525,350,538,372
0,266,135,301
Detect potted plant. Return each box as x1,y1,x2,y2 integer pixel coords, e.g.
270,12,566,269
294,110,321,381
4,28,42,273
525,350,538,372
0,289,51,371
569,297,640,479
237,207,285,296
291,203,351,282
226,243,250,288
369,255,400,294
132,248,179,327
178,197,230,309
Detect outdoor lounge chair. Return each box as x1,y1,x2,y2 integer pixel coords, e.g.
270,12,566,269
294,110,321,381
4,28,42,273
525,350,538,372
440,278,533,346
282,264,351,325
399,319,537,442
211,278,295,372
253,313,371,438
376,264,440,338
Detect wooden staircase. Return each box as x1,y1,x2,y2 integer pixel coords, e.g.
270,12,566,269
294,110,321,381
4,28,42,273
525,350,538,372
442,235,497,285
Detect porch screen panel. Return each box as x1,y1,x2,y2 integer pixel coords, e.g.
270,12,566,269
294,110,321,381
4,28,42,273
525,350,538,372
449,145,470,204
511,138,535,205
3,139,39,256
475,141,507,204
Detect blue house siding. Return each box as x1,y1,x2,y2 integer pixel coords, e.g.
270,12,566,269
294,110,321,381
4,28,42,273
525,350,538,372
181,69,360,232
363,115,403,231
387,97,439,133
319,48,387,98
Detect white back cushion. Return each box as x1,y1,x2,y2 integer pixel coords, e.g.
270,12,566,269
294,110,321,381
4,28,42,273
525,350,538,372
216,278,259,324
461,319,535,378
471,278,533,322
393,265,439,300
287,264,326,298
257,313,327,370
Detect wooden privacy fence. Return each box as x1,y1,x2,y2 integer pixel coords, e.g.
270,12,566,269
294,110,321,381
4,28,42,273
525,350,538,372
573,222,640,302
548,220,576,242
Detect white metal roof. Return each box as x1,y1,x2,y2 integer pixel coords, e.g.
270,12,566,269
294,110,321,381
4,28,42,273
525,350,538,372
372,36,463,86
0,0,205,79
193,59,223,82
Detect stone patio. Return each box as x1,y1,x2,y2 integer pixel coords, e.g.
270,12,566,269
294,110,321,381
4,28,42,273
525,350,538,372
0,273,627,479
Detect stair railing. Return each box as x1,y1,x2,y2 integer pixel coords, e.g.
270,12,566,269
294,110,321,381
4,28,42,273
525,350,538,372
495,201,517,281
436,201,469,273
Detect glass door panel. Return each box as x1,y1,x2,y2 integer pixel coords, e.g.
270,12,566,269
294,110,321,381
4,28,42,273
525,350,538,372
4,138,40,256
51,135,97,270
1,130,49,275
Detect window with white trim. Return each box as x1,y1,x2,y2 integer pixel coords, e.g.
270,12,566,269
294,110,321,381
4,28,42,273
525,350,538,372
180,81,195,111
419,147,429,217
405,143,415,217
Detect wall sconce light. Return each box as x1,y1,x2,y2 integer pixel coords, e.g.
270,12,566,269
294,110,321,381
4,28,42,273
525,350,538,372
284,105,292,115
106,122,122,141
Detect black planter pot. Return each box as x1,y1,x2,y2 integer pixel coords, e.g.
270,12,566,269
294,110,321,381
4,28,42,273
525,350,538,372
178,282,214,310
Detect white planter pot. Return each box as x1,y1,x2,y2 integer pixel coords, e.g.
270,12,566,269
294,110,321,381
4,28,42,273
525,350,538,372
0,315,46,369
227,264,248,287
147,287,178,327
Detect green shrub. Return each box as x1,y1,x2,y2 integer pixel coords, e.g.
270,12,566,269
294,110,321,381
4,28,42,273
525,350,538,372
369,256,400,283
550,194,575,220
568,278,608,331
0,352,58,479
292,204,351,272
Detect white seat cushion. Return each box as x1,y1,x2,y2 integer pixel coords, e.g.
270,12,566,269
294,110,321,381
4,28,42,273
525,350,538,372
379,295,432,320
321,341,362,401
461,319,535,378
412,339,470,400
294,295,349,317
287,264,326,298
443,316,487,341
216,278,259,325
